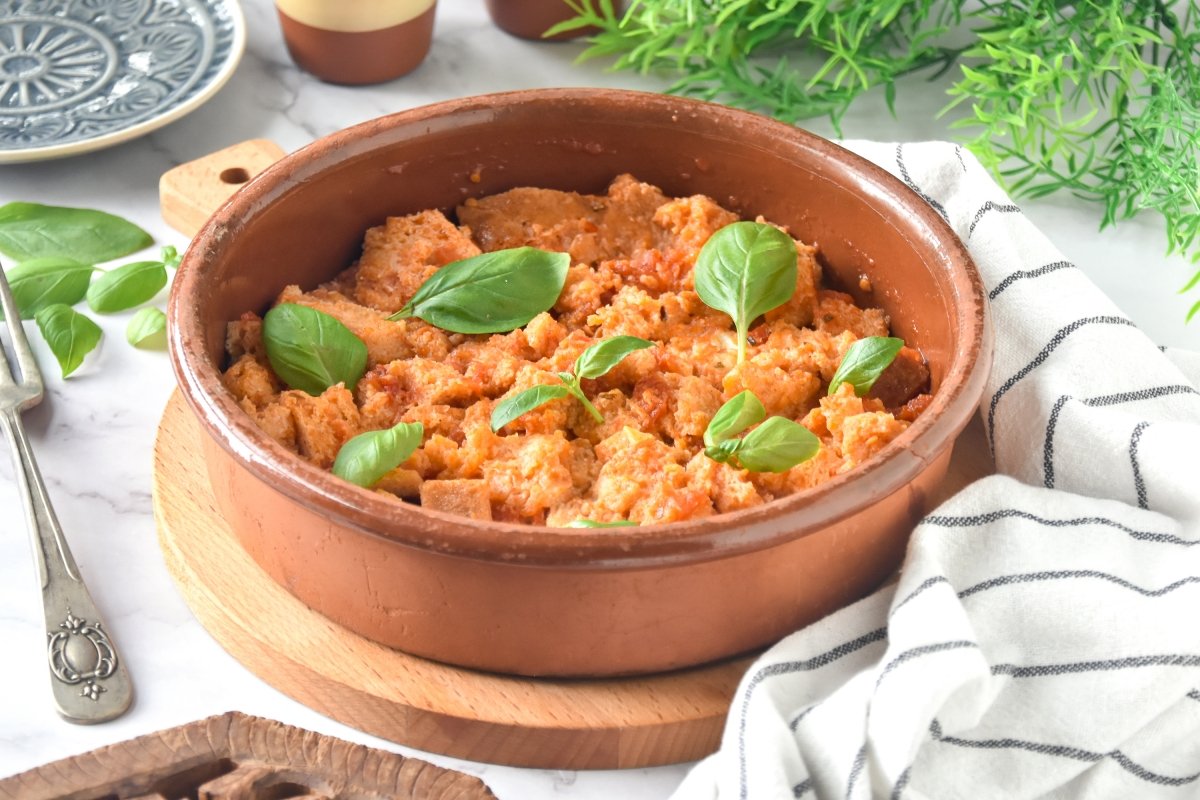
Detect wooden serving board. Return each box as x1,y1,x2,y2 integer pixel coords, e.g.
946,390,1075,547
153,392,755,770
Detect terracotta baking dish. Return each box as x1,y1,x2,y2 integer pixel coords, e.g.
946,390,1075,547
168,89,989,678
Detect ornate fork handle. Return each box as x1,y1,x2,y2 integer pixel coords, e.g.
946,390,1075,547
1,407,133,723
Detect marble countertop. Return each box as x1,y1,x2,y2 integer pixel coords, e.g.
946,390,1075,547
0,2,1196,798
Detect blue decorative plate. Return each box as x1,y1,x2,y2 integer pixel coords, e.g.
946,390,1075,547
0,0,245,163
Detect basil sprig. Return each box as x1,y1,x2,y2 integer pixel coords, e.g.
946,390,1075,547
567,519,637,528
126,307,167,349
0,257,95,320
828,336,905,396
389,246,570,334
262,303,369,396
490,335,653,431
0,202,152,264
87,259,167,313
332,421,424,488
695,221,797,365
704,390,820,472
34,303,102,378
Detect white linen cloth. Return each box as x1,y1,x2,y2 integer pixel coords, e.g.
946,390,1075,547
672,141,1200,799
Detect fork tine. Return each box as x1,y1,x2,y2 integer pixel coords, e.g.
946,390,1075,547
0,260,44,393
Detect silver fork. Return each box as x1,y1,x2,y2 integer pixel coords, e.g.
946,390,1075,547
0,262,133,723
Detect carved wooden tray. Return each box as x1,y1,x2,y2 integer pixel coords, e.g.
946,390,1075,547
0,711,495,799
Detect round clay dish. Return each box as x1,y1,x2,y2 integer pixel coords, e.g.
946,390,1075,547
169,89,990,677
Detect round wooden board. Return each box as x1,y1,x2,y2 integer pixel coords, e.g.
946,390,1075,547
152,391,752,770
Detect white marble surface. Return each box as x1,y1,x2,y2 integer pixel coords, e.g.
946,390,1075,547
0,2,1196,797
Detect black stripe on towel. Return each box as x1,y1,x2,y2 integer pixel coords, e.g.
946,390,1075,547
794,778,814,797
895,144,949,221
1130,421,1151,509
890,766,913,800
986,316,1136,451
959,570,1200,600
921,508,1195,547
968,201,1022,238
988,260,1074,300
1043,385,1196,489
846,744,869,799
738,627,888,800
992,653,1200,678
932,724,1200,786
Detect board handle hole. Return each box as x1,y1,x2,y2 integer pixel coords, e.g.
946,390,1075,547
219,167,251,185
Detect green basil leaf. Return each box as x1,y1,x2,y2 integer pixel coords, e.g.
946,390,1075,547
86,260,167,313
567,519,638,528
1,257,95,320
703,389,767,447
490,383,571,431
126,307,167,349
694,221,797,364
160,245,181,269
828,336,905,396
734,416,820,473
704,438,743,464
34,303,102,378
262,303,369,396
389,246,570,334
0,202,152,263
332,421,424,488
573,335,654,380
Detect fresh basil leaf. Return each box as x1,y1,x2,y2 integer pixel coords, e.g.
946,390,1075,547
703,389,767,447
160,245,181,269
573,335,654,380
734,417,820,473
1,257,95,320
0,202,152,263
262,303,368,396
34,303,102,377
126,307,167,349
694,221,797,364
490,383,571,431
389,246,570,334
704,438,743,464
828,336,905,396
86,260,167,313
567,519,638,528
332,421,424,488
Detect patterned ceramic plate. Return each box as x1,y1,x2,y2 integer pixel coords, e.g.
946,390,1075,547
0,0,245,163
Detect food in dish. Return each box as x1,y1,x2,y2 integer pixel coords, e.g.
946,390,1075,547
221,175,930,526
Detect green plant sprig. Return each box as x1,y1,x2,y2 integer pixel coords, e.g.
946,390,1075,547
490,335,653,431
558,0,1200,320
703,390,820,473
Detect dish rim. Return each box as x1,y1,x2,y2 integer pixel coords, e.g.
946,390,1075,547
169,88,992,569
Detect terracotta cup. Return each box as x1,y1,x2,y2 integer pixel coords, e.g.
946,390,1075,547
275,0,436,85
169,89,990,678
485,0,616,41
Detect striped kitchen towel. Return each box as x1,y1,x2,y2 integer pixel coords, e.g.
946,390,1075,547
672,141,1200,800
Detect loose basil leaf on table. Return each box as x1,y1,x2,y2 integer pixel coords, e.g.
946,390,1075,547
735,416,821,473
703,389,766,447
694,221,797,365
0,202,153,264
490,383,571,432
567,519,638,528
87,260,167,313
126,307,167,349
573,335,653,380
389,247,570,334
34,303,102,378
262,303,369,396
332,421,424,488
828,336,905,396
0,257,95,320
